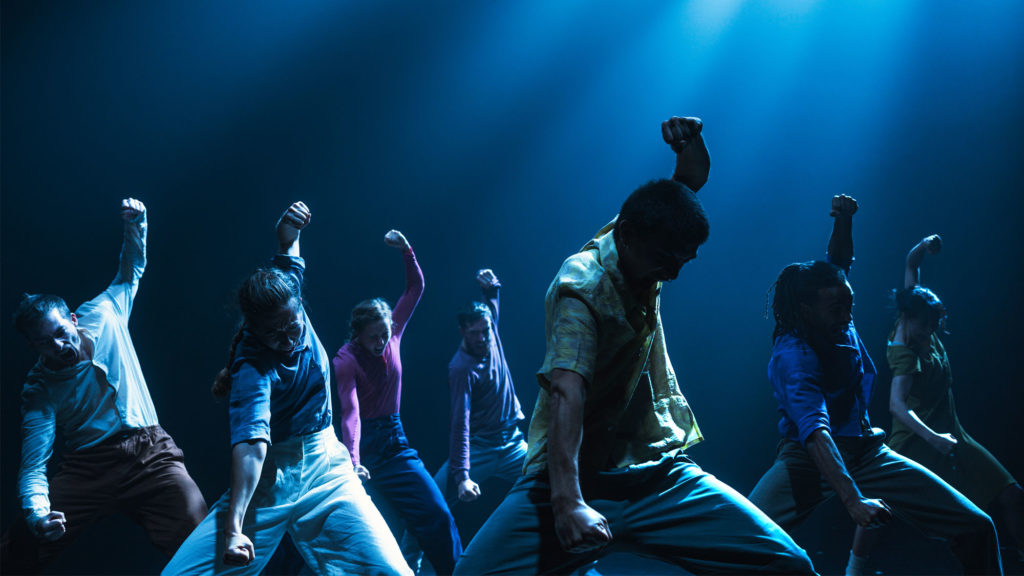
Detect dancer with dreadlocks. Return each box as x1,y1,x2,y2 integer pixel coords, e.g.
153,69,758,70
163,202,410,575
748,195,1003,575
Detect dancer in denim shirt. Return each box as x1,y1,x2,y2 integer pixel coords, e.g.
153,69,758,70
163,202,409,576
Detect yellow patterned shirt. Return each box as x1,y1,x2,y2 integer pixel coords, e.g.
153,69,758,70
524,219,703,477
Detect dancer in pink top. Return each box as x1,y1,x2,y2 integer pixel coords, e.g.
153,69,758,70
334,230,461,575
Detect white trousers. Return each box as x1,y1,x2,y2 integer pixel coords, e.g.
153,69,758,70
163,428,411,576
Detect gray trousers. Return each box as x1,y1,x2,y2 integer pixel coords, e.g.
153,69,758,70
748,433,1002,575
453,454,816,575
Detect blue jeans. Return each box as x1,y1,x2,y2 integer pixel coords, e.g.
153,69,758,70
453,453,815,575
433,425,528,504
361,415,462,575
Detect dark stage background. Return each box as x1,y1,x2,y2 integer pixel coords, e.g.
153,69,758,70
3,2,1023,574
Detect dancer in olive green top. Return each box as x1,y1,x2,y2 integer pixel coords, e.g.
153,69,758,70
847,234,1022,575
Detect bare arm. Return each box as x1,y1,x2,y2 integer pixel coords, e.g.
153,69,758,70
806,429,892,528
662,116,710,192
889,374,957,454
548,368,612,553
276,202,311,258
223,440,268,566
904,234,942,288
827,195,858,273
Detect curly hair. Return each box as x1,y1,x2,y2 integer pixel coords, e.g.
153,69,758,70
614,179,709,252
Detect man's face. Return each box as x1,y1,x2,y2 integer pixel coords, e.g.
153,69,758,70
802,282,854,343
628,235,698,286
460,317,492,358
357,319,392,357
249,298,305,354
26,308,83,369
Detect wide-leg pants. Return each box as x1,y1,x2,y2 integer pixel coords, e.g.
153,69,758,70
748,433,1002,575
162,428,411,576
453,454,816,575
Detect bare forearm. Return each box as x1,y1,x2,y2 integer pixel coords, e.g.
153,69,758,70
806,429,861,507
891,400,945,445
548,372,587,512
904,243,928,288
227,441,267,535
827,215,854,271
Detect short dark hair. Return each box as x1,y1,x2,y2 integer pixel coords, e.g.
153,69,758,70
769,260,848,340
614,179,710,252
894,285,945,326
13,293,71,336
457,302,492,329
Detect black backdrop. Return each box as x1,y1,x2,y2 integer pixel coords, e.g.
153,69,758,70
3,2,1022,574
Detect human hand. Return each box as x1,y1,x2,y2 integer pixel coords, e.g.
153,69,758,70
34,511,66,542
476,269,499,289
920,234,942,255
846,497,892,529
223,531,255,566
553,501,612,554
384,230,410,251
120,198,146,222
276,201,311,248
930,432,957,456
663,116,710,192
457,479,482,502
355,464,372,482
830,194,858,218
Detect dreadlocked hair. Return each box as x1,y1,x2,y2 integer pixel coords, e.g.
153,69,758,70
768,260,847,341
212,267,301,398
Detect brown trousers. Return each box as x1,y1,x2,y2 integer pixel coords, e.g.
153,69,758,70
2,425,208,573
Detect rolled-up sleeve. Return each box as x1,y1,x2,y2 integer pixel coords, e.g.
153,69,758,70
538,296,597,389
770,349,830,445
18,385,57,526
229,361,273,446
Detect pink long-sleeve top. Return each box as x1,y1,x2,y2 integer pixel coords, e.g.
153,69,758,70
333,247,423,466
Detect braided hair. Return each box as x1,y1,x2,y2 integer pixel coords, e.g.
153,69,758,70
212,267,300,397
767,260,847,341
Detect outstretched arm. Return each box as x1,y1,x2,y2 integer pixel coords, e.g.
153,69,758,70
276,202,311,258
477,268,501,326
386,230,424,338
662,116,710,192
107,198,148,316
904,234,942,288
223,440,268,566
827,195,858,274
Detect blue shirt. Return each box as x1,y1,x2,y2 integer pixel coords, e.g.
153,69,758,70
768,324,876,445
447,283,525,482
228,254,333,446
19,214,159,523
